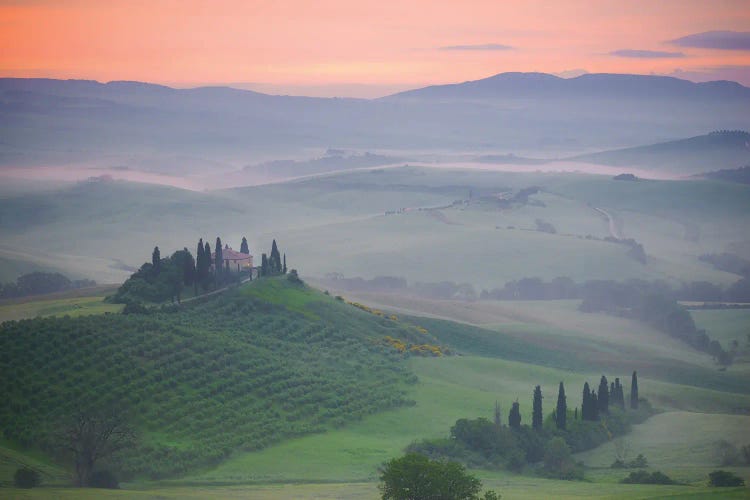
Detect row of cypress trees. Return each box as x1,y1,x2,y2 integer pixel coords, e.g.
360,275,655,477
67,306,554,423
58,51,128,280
502,371,640,431
581,372,638,421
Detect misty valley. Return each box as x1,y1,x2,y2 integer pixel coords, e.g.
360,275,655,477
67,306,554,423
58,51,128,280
2,71,750,499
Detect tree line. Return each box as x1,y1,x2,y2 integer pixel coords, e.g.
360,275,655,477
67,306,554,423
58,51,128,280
480,276,750,303
0,272,96,300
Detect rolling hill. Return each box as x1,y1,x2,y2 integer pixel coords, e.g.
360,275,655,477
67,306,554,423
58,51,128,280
568,130,750,174
0,277,435,479
2,167,749,288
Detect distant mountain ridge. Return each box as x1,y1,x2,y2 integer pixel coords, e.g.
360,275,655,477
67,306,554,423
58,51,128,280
2,73,750,172
385,72,750,100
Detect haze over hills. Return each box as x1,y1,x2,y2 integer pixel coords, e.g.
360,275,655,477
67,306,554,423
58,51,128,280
569,130,750,174
475,130,750,175
2,72,750,180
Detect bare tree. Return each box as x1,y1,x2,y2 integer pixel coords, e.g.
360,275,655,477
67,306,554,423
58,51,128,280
62,409,135,487
613,437,630,465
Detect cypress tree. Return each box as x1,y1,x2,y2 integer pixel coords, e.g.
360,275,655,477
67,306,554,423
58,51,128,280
283,253,287,274
152,246,161,274
614,378,625,409
270,239,281,274
240,237,249,254
532,385,543,431
582,382,591,421
591,391,599,420
182,248,195,286
508,401,521,429
598,375,609,414
556,382,567,430
494,401,502,427
204,242,212,287
196,239,204,291
215,238,223,283
630,371,639,409
261,253,268,277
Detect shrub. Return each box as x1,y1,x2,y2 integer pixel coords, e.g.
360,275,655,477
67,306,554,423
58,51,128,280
122,301,149,315
630,454,648,468
543,437,583,480
379,453,483,500
621,470,675,485
287,269,303,284
14,467,41,488
715,440,741,466
708,470,745,487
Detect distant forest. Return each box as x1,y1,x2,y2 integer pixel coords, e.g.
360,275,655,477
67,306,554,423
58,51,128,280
321,274,746,365
0,272,95,300
699,165,750,184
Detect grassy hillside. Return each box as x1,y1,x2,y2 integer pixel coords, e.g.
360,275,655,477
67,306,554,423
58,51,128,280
0,277,437,479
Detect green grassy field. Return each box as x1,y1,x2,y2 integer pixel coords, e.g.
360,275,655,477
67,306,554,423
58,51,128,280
0,293,122,322
5,480,748,500
183,353,750,486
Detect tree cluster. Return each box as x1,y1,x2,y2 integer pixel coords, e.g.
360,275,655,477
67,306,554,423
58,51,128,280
112,247,193,304
578,280,734,365
113,236,261,304
408,373,651,479
260,239,287,277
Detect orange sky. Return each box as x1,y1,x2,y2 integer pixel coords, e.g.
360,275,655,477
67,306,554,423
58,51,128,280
1,0,749,97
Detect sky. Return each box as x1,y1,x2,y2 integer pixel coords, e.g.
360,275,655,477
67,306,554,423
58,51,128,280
1,0,749,97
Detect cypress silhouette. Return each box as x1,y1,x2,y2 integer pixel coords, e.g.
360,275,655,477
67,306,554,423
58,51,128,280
494,401,502,427
598,375,609,414
508,401,521,429
283,253,287,274
591,391,599,420
614,378,625,409
261,253,269,277
556,382,567,430
270,239,281,274
630,371,639,409
215,238,223,283
240,237,249,254
532,385,543,431
182,247,195,286
204,242,211,287
196,239,205,291
152,246,161,274
582,382,592,421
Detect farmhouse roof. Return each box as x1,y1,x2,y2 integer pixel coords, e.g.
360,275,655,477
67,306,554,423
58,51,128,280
212,247,252,261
